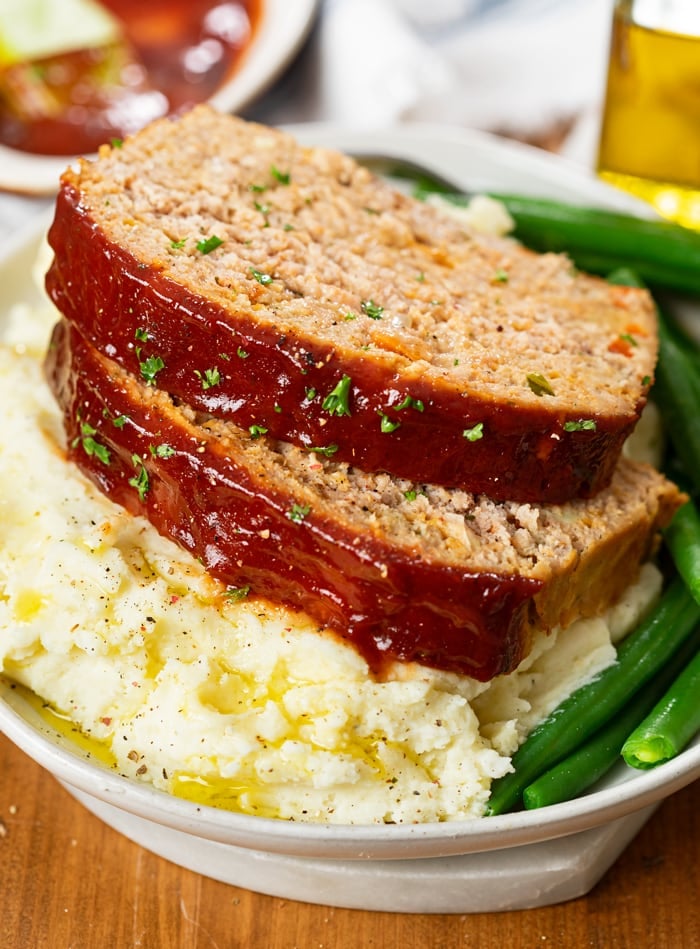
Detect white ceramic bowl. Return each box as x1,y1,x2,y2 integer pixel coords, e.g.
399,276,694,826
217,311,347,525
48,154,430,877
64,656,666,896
1,123,699,913
0,0,319,195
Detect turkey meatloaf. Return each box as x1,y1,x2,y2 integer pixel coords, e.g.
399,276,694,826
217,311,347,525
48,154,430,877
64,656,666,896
45,106,658,504
45,319,682,681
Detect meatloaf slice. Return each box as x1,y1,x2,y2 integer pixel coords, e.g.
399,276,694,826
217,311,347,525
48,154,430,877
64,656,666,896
45,319,682,681
45,105,657,504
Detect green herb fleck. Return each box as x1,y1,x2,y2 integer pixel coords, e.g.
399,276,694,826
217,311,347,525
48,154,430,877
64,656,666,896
112,415,128,429
526,372,555,397
110,137,123,149
274,404,282,414
78,421,111,465
254,200,271,225
194,367,221,389
361,299,384,320
237,346,249,359
563,419,597,432
150,443,176,458
287,503,311,524
249,424,268,438
416,272,425,283
463,422,484,442
128,454,150,501
395,395,424,412
196,235,223,255
283,223,295,232
379,413,400,434
492,268,509,283
225,585,251,602
248,183,267,193
309,444,339,457
271,165,290,185
343,312,357,321
305,387,317,401
642,375,651,386
322,375,352,417
170,238,186,249
619,332,639,347
404,489,417,502
135,327,149,343
250,268,273,286
140,355,165,386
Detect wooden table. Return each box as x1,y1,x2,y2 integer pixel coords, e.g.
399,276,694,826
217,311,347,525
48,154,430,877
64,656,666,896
1,733,698,949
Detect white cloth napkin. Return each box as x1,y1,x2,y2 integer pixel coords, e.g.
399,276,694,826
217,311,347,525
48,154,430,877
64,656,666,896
248,0,615,165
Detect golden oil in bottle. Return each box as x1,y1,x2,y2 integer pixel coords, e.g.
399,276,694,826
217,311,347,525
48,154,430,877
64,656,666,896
596,1,700,230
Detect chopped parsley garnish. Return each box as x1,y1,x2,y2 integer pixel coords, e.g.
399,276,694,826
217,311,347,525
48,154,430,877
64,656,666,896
274,404,282,413
563,419,597,432
642,375,651,386
308,444,339,457
526,372,555,397
112,415,128,429
492,268,509,283
248,183,267,193
287,503,311,524
361,299,384,320
305,387,317,401
128,454,150,501
77,421,111,465
237,346,249,359
150,443,176,458
271,165,290,185
194,367,221,389
196,235,223,255
250,268,273,285
343,312,357,321
395,395,424,412
170,238,186,249
110,137,123,149
254,200,271,224
139,355,165,386
619,332,638,347
379,413,400,434
225,585,251,602
249,424,268,438
404,489,417,501
322,375,353,417
135,327,149,343
463,422,484,442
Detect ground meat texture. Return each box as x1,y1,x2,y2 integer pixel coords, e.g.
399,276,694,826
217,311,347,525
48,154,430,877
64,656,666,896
45,106,658,503
45,320,682,681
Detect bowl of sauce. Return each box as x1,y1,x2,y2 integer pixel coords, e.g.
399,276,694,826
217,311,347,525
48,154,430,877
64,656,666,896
0,0,318,192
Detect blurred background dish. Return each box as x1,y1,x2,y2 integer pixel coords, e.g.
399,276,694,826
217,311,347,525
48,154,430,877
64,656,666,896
0,0,319,194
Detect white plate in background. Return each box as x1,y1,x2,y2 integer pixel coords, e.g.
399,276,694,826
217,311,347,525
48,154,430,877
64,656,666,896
0,0,319,195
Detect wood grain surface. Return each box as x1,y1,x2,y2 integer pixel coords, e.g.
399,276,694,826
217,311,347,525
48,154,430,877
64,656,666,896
1,732,698,949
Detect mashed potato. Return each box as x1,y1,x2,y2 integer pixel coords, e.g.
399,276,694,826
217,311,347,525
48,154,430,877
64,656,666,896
0,245,663,824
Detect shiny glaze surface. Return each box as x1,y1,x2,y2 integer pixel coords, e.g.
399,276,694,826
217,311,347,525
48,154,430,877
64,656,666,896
46,183,632,504
45,320,543,681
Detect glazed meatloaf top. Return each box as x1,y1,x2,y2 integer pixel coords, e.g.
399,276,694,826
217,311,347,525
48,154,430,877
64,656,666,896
45,106,658,503
45,319,682,681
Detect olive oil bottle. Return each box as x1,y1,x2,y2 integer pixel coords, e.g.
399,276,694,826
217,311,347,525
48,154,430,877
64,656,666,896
596,0,700,230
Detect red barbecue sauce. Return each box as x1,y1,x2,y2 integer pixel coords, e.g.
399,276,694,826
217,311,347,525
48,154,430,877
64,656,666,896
0,0,261,156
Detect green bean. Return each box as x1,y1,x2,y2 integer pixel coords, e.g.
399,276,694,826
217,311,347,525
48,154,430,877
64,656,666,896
622,647,700,770
522,628,700,808
485,577,700,816
663,500,700,605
